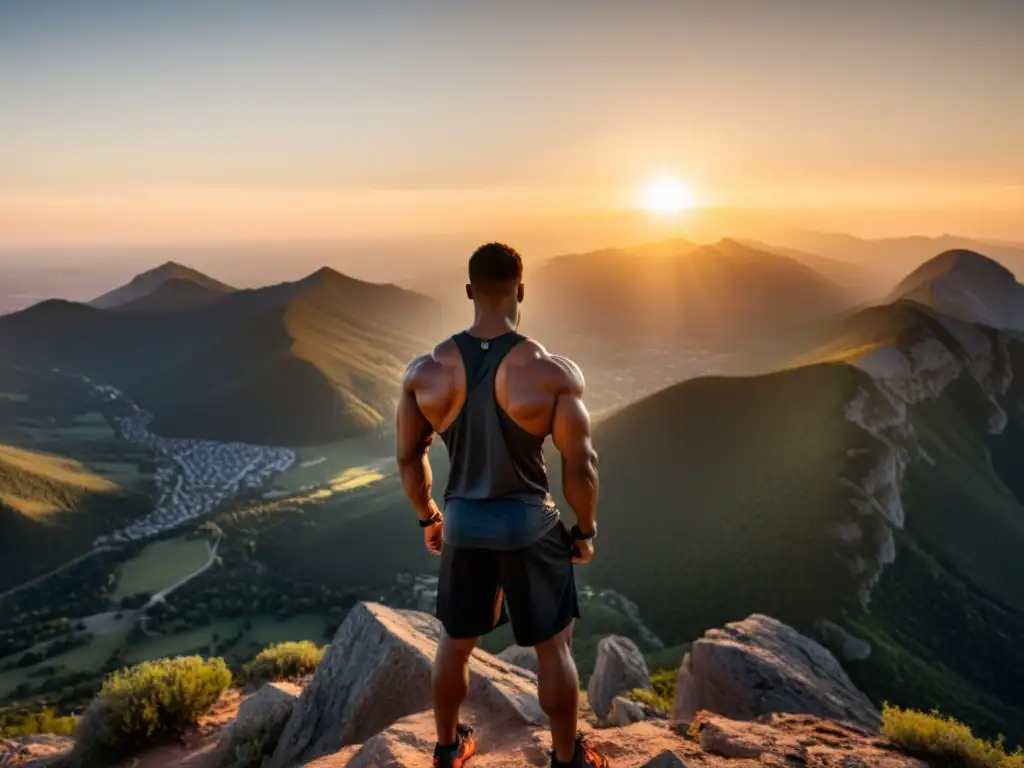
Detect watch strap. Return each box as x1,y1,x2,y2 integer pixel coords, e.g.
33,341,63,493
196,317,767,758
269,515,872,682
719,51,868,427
419,511,442,528
570,523,596,541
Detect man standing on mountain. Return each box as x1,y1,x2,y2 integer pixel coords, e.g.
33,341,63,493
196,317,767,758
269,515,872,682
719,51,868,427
397,243,606,768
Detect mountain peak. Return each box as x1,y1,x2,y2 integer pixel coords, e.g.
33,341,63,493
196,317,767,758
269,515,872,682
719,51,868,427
90,262,234,309
891,249,1024,330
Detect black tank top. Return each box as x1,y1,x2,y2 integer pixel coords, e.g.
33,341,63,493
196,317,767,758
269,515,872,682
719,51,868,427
440,331,552,505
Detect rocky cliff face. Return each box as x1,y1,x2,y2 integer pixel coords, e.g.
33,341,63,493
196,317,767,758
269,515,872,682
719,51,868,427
839,311,1017,607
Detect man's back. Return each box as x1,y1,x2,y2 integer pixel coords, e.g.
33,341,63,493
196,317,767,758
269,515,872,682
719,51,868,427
405,330,586,549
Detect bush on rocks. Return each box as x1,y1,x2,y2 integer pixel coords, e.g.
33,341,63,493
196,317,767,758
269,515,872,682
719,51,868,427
243,641,324,684
882,704,1024,768
74,656,232,766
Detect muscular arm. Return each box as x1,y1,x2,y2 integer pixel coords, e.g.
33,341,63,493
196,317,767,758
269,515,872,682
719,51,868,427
549,358,599,533
396,358,441,523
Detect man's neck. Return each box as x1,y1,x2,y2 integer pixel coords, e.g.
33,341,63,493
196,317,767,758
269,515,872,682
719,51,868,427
468,310,517,340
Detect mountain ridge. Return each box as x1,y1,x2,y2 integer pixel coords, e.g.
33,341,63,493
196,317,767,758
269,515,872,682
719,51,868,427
89,261,235,310
0,265,440,445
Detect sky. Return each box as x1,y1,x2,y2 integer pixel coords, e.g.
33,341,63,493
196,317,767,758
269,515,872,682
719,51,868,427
2,0,1023,247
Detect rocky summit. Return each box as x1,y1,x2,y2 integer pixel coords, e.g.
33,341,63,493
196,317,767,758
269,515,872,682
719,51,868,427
2,605,929,767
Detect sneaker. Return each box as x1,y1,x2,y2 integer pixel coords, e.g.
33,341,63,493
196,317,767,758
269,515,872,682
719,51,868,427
433,723,476,768
551,733,609,768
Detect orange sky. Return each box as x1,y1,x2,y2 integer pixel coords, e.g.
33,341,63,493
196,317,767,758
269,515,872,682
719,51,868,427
2,1,1023,247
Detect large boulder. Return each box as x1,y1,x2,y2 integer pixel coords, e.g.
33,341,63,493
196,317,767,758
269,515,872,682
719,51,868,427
672,614,881,731
587,636,652,719
497,645,539,674
267,602,544,768
216,682,300,766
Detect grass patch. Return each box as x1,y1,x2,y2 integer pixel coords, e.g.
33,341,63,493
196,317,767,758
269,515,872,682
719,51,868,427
625,668,677,715
243,641,324,684
277,434,393,492
882,704,1024,768
0,708,77,737
328,466,386,493
74,656,231,766
112,538,211,601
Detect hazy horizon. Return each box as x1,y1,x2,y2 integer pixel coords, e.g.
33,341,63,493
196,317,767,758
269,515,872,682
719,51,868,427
2,0,1023,252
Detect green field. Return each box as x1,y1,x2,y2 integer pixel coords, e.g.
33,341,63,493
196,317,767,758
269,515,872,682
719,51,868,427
235,615,329,655
18,423,116,443
71,412,108,425
112,539,211,601
123,619,242,665
278,434,393,493
91,461,148,489
0,632,126,699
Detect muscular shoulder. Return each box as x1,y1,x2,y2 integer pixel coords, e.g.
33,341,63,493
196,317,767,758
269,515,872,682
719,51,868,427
508,339,585,397
403,337,460,391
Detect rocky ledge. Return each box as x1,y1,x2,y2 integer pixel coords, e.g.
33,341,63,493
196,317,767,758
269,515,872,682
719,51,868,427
4,603,927,767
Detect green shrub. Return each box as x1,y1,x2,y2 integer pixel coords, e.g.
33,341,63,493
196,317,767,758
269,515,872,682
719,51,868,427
882,704,1024,768
0,708,77,737
74,656,232,766
243,641,324,684
625,668,677,714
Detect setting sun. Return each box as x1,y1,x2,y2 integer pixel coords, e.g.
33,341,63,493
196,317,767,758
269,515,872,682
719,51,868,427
638,177,695,213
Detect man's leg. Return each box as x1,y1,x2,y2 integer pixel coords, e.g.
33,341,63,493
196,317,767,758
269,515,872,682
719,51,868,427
433,630,478,746
534,623,579,764
498,523,584,765
435,542,505,749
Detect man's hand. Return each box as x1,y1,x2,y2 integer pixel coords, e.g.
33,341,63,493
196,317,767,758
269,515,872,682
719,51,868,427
572,538,594,565
424,518,443,555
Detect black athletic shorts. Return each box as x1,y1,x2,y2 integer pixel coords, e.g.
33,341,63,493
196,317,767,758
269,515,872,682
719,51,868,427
436,520,580,647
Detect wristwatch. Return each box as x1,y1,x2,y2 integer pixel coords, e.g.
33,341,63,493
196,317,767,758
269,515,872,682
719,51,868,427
570,523,597,541
419,510,442,528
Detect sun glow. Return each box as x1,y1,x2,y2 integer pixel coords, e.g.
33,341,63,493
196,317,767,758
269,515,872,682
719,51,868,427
638,177,694,213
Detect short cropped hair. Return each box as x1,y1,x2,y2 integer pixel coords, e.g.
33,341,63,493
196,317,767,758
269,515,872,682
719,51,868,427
468,242,523,286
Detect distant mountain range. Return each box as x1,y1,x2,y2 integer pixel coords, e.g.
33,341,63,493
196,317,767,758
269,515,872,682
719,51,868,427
0,265,440,445
775,231,1024,283
587,248,1024,743
521,238,862,348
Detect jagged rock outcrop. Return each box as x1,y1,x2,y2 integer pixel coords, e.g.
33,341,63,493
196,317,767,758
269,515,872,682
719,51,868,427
216,681,300,765
672,614,880,731
497,645,539,674
267,602,544,768
840,304,1018,607
814,619,872,662
587,636,653,720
